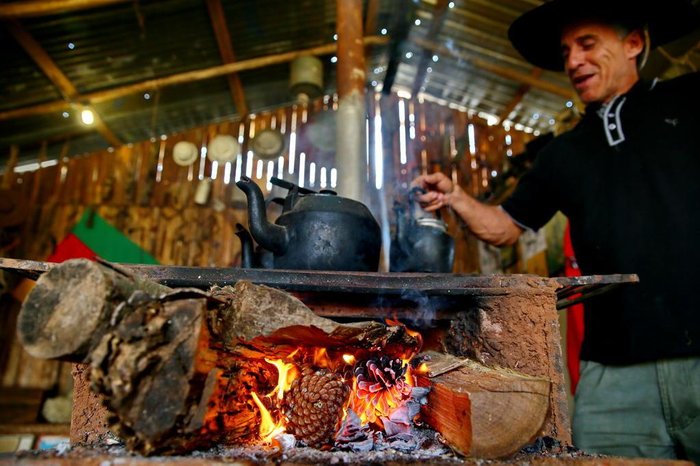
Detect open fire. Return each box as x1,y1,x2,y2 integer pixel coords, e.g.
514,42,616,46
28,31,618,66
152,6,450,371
212,320,430,451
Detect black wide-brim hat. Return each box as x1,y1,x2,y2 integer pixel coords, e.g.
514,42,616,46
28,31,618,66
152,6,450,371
508,0,700,71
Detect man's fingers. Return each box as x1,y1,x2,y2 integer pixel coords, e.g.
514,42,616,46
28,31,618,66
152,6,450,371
417,191,439,203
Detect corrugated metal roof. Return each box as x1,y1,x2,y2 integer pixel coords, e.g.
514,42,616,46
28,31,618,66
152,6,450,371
1,0,697,166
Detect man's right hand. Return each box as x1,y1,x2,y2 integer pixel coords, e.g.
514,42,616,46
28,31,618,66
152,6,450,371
411,171,523,246
412,172,463,212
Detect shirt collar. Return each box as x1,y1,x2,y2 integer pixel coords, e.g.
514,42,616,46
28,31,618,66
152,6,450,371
583,78,655,117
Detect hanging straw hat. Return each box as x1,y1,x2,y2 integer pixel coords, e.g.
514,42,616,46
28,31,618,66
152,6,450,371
172,141,199,166
508,0,700,71
207,134,240,163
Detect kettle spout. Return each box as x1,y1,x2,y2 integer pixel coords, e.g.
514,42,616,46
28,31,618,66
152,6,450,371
235,176,289,254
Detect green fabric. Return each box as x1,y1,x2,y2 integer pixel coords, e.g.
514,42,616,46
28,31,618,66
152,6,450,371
573,358,700,462
72,211,158,264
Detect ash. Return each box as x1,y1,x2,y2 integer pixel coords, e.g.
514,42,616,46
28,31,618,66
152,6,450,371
211,426,461,464
13,436,607,465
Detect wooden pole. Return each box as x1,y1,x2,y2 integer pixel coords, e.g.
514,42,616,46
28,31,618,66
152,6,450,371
0,36,388,123
336,0,366,97
335,0,367,201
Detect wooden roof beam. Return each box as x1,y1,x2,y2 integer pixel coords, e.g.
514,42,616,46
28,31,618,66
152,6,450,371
381,4,415,95
205,0,249,116
498,68,543,121
0,35,389,122
413,37,573,99
364,0,379,35
5,19,121,146
0,0,130,18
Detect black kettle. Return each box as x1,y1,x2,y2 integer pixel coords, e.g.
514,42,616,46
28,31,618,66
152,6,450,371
236,176,381,271
390,188,455,273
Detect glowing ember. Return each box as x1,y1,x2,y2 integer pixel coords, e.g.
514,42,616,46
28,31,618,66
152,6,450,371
343,354,356,365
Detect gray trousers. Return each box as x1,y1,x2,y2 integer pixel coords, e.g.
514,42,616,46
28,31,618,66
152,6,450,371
572,358,700,463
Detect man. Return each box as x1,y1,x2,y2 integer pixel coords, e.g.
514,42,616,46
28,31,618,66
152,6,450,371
415,0,700,460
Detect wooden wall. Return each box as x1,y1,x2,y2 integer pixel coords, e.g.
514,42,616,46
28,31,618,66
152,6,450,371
0,91,532,391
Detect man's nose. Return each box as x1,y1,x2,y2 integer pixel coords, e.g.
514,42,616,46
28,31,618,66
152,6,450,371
565,47,584,71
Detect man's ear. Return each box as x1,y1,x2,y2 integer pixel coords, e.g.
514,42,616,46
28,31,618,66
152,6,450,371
624,29,645,61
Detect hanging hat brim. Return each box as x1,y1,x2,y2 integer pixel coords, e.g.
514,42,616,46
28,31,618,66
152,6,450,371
508,0,700,71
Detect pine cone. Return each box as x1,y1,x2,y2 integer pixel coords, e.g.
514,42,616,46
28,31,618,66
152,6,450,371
353,356,411,422
284,368,350,448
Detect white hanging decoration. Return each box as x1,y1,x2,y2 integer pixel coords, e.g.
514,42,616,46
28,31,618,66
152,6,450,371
207,134,240,163
172,141,199,166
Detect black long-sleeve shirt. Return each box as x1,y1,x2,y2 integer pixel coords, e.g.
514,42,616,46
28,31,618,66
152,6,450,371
502,73,700,365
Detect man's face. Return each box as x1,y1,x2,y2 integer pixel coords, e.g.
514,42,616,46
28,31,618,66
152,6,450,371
561,21,642,104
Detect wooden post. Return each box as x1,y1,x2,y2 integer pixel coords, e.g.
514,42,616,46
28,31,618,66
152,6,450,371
335,0,367,202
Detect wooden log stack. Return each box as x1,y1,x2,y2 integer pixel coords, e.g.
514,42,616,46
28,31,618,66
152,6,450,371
16,258,550,458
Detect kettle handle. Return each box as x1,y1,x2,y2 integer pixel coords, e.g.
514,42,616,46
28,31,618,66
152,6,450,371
271,177,316,195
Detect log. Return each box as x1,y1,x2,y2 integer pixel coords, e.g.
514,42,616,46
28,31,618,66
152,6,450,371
418,351,550,458
17,259,170,362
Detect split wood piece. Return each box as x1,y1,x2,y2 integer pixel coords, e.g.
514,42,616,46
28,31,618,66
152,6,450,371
17,258,171,362
417,351,550,459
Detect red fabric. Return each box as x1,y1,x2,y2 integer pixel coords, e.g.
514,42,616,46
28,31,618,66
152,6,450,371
46,233,97,263
564,222,585,394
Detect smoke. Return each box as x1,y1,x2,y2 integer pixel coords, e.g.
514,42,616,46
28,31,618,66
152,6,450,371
397,288,440,328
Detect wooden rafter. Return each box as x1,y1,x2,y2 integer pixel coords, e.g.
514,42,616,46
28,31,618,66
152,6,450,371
411,0,449,95
381,4,415,95
363,0,379,35
498,68,543,121
0,0,129,18
0,35,389,122
413,37,573,99
205,0,249,116
5,19,121,147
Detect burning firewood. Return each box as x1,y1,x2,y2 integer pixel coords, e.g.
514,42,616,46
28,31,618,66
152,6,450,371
15,258,552,459
15,259,424,454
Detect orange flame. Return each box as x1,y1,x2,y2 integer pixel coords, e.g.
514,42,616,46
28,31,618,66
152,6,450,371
411,362,429,377
342,354,356,365
313,347,332,368
250,391,284,442
265,358,298,401
349,360,414,425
